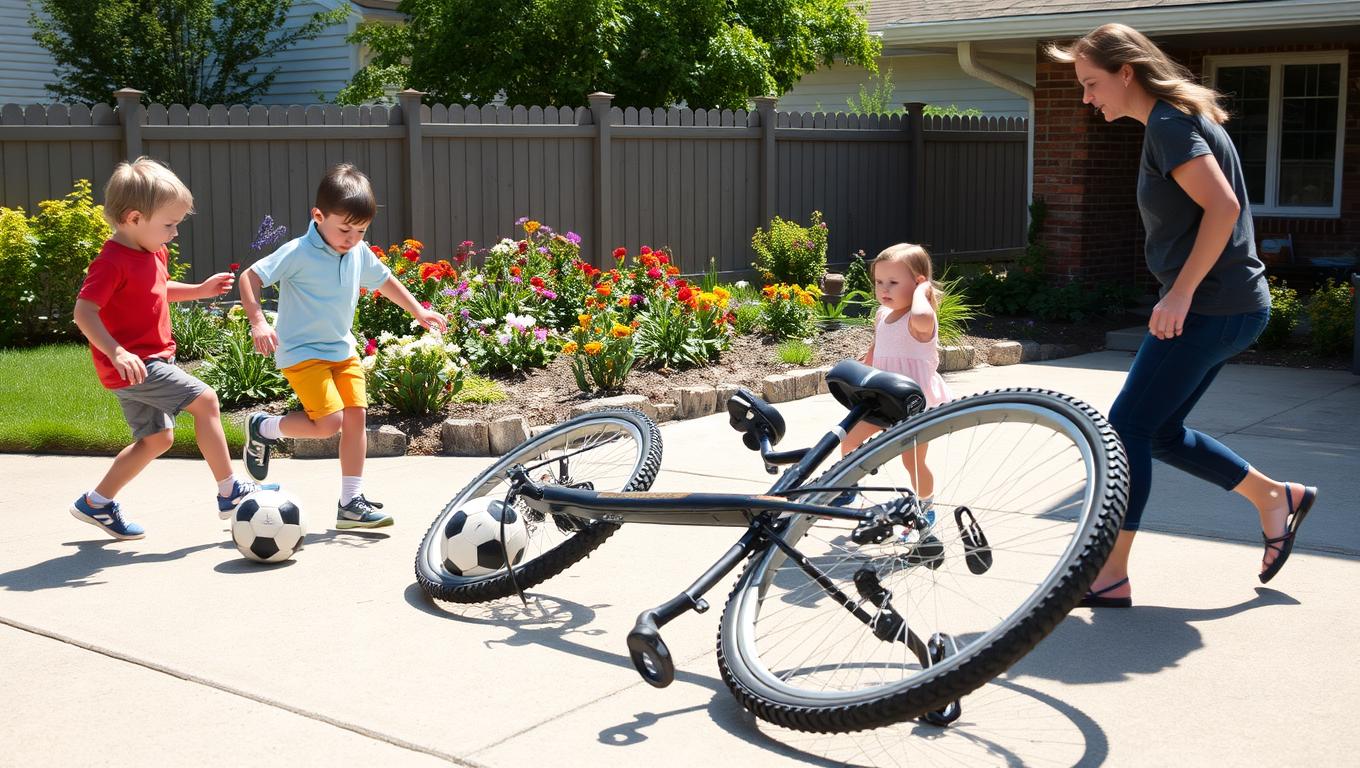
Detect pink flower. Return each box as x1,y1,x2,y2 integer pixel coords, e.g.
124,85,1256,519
363,338,377,356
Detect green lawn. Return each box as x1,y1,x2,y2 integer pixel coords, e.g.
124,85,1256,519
0,344,244,455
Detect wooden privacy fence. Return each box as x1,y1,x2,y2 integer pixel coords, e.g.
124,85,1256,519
0,88,1028,280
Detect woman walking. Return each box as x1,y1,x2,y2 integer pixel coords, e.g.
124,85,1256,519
1047,24,1317,606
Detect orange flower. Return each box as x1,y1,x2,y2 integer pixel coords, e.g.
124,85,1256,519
584,341,604,356
609,323,632,338
577,313,592,329
561,341,579,354
596,283,613,297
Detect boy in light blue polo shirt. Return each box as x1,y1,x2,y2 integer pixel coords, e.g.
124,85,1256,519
238,164,447,528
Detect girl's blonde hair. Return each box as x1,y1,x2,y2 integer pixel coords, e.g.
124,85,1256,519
103,156,194,227
1044,23,1228,124
872,243,939,310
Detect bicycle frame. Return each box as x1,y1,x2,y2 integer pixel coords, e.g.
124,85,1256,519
508,401,939,691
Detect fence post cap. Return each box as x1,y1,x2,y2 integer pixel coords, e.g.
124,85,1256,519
397,89,425,98
112,88,145,100
587,92,615,102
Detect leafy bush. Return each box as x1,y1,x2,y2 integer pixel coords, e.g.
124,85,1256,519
1307,278,1355,356
751,210,829,287
760,283,821,340
562,309,637,393
776,339,814,365
363,331,466,417
197,311,290,407
731,301,763,336
816,288,875,329
354,238,459,340
461,312,557,375
0,180,111,346
934,276,978,345
170,302,225,361
844,249,872,298
632,290,732,369
452,375,507,404
1259,278,1303,349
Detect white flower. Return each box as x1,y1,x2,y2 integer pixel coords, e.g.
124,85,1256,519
497,332,512,345
735,280,749,289
479,317,496,327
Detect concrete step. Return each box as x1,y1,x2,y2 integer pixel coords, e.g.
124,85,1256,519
1105,325,1145,351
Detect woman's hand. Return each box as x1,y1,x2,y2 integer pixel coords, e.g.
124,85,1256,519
1149,290,1191,339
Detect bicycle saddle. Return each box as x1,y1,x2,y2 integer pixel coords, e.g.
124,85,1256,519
825,359,927,427
727,387,786,449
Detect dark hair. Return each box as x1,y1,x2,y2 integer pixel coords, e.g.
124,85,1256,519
315,163,376,223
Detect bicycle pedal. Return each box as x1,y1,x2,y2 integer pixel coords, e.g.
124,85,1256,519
852,567,907,643
954,505,993,575
904,534,945,570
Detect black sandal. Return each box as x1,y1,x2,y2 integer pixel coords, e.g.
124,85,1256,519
1259,484,1317,584
1078,577,1132,608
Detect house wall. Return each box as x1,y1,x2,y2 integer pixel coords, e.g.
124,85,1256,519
780,53,1033,116
1033,37,1360,285
0,0,57,103
0,0,363,106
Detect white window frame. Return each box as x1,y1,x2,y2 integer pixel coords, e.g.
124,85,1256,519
1205,51,1348,218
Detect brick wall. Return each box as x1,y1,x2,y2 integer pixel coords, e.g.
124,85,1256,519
1034,39,1359,285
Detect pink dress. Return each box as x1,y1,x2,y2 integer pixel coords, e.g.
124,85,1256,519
871,306,954,408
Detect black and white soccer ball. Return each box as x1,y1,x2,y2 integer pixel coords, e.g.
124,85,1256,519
231,489,306,564
440,496,529,577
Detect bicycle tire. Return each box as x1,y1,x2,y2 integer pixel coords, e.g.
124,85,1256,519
416,409,662,603
717,388,1128,732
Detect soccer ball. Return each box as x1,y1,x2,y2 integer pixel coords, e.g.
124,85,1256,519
232,490,306,564
440,496,529,577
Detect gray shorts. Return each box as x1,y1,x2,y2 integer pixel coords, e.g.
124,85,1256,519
112,358,208,440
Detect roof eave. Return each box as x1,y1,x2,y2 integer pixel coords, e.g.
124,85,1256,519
878,0,1360,46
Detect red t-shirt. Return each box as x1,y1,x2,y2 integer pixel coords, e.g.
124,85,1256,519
77,240,177,389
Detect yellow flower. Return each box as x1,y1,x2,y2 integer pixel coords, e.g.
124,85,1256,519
798,293,815,307
713,286,730,301
578,313,592,329
584,341,604,356
610,323,632,338
561,341,579,355
524,220,541,234
617,296,631,307
403,238,424,250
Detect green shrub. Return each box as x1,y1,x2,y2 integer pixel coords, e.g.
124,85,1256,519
170,302,226,361
452,375,507,404
633,293,732,370
364,331,466,417
844,249,872,298
0,180,111,345
461,313,557,375
1307,278,1355,356
760,283,821,340
934,275,978,345
197,313,290,407
731,301,763,336
751,210,829,287
776,339,814,365
563,309,637,393
1259,278,1303,349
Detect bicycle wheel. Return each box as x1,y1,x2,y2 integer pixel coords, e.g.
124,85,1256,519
718,389,1128,732
416,409,662,603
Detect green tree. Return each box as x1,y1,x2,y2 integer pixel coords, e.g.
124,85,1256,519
339,0,880,110
31,0,349,105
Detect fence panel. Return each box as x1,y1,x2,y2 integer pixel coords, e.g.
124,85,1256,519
1,94,1028,280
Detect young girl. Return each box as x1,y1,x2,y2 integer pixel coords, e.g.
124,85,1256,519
840,243,954,513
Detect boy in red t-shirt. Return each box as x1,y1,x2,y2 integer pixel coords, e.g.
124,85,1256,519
70,157,277,540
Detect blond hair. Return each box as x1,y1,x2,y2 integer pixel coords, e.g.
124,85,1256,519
872,243,939,310
1045,23,1228,124
103,156,194,227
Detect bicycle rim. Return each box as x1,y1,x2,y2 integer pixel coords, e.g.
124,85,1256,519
719,389,1128,732
416,409,662,603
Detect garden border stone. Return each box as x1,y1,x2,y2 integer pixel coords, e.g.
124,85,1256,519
440,419,490,457
284,425,408,459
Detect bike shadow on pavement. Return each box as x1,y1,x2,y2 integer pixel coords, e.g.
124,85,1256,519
1012,588,1300,684
0,539,228,591
402,584,1110,768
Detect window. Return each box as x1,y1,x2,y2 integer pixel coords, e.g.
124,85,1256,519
1206,52,1348,217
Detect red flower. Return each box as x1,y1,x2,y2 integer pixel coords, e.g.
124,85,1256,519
646,267,663,280
403,248,419,262
518,241,529,254
510,265,522,277
530,275,545,288
658,253,669,265
371,245,385,257
228,262,240,272
363,337,377,356
612,247,627,259
677,286,693,302
640,245,652,256
420,300,431,309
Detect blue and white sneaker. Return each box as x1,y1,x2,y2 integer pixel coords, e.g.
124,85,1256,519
217,479,281,519
243,412,278,481
70,495,145,540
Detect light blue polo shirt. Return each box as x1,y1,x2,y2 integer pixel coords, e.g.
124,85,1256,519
249,221,392,369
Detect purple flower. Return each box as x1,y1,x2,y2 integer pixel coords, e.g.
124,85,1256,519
534,328,548,342
441,287,458,297
460,308,471,318
630,293,644,307
538,288,558,300
539,225,554,236
564,231,581,245
509,276,522,284
537,246,549,255
251,215,288,251
515,216,529,226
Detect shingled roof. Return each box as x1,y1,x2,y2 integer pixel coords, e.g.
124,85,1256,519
866,1,1268,29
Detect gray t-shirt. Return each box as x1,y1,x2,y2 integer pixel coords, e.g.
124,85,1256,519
1138,100,1269,315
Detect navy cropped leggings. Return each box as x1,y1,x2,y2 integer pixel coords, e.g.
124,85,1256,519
1108,309,1269,531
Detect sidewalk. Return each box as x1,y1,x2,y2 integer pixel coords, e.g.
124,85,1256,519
2,352,1357,767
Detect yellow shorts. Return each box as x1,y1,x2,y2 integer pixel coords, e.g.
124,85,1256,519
281,357,367,420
